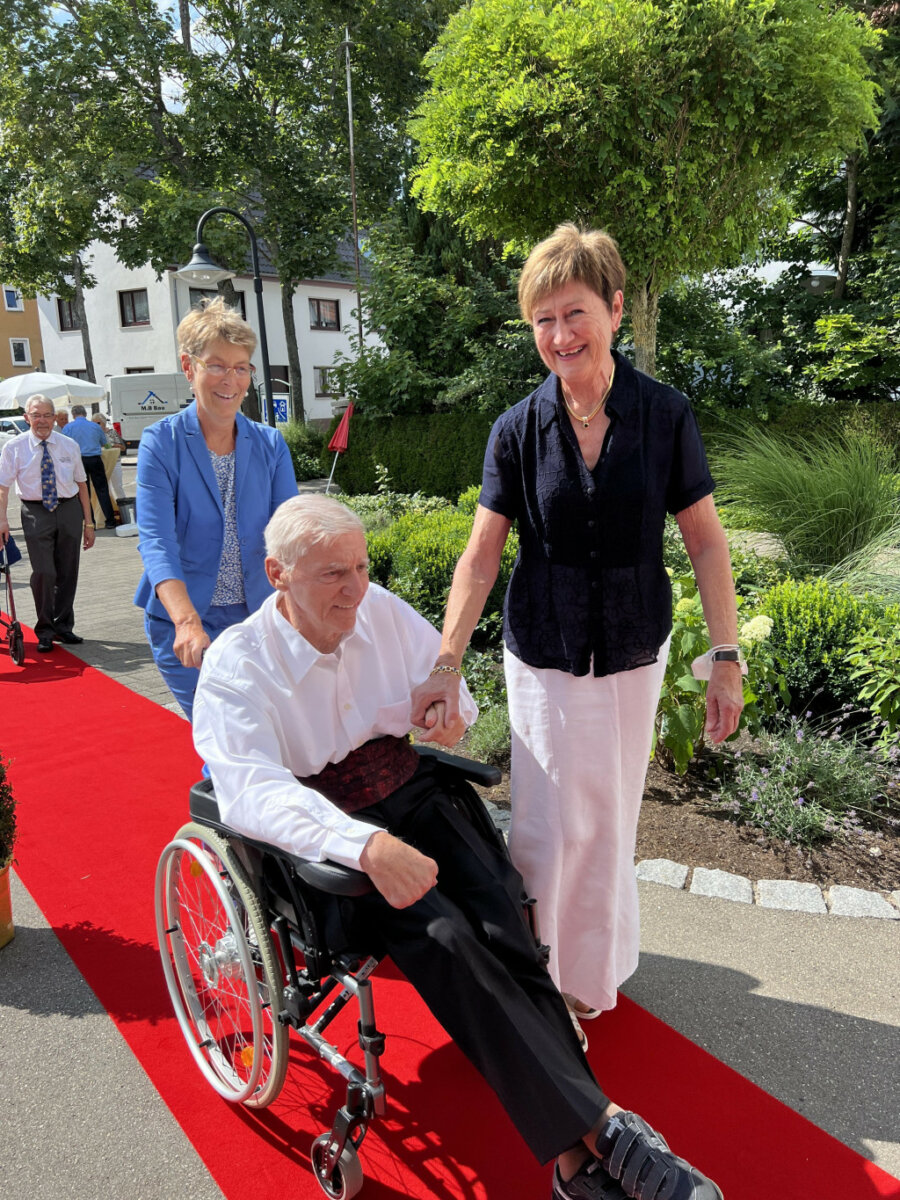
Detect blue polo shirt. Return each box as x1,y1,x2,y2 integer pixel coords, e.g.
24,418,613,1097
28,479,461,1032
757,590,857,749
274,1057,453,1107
479,349,714,678
63,416,108,457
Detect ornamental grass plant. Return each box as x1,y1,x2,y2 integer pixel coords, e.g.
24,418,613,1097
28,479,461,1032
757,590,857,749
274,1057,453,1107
712,429,899,574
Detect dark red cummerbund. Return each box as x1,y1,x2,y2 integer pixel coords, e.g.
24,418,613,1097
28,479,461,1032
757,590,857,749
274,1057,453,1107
297,735,419,814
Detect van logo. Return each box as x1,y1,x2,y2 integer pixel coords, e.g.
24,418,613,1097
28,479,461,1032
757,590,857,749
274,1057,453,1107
140,390,167,411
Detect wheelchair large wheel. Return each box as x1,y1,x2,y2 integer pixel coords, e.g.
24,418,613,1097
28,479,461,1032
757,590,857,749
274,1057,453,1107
311,1134,364,1200
155,822,289,1107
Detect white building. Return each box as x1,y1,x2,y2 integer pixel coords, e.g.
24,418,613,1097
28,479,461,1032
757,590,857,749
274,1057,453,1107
37,239,378,424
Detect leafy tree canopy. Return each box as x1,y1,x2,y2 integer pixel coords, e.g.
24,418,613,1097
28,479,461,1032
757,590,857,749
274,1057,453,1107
411,0,880,374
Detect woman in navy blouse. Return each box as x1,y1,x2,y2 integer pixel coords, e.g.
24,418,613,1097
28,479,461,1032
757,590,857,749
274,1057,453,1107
412,224,743,1046
135,298,297,720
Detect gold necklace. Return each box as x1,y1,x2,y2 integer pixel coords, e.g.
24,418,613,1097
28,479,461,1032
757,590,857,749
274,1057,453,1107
563,362,616,428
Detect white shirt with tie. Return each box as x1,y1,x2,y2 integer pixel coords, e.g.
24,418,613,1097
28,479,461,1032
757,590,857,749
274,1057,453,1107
0,429,86,500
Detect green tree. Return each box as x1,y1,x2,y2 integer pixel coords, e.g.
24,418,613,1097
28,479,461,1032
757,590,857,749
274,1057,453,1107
0,0,456,417
412,0,880,376
335,200,543,415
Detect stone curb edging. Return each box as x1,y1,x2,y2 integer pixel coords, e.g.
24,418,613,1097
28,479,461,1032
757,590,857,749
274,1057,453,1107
635,858,900,920
482,801,899,920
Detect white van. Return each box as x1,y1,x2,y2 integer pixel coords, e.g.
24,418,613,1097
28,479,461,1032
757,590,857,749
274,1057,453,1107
104,373,193,447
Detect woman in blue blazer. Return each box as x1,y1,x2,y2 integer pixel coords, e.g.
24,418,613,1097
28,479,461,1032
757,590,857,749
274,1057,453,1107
135,298,297,719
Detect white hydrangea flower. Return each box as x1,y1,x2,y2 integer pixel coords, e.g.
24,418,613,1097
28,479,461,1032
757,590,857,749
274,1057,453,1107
740,615,774,644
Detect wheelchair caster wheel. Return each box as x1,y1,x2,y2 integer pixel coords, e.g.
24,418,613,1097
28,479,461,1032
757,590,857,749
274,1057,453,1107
310,1134,364,1199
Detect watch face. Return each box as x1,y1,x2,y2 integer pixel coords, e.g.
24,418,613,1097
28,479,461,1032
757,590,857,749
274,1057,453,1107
712,649,740,661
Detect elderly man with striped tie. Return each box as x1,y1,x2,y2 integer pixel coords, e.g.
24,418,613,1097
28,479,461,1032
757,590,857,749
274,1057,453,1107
0,394,95,652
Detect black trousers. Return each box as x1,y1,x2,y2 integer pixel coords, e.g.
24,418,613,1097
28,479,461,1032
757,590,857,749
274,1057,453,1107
20,496,83,638
345,761,610,1165
81,455,115,525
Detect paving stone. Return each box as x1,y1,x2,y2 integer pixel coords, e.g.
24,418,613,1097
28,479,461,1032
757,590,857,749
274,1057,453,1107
689,867,753,904
828,886,899,920
892,891,900,913
757,879,826,914
635,859,689,889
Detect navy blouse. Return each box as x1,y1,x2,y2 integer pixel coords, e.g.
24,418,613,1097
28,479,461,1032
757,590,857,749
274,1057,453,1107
479,349,714,678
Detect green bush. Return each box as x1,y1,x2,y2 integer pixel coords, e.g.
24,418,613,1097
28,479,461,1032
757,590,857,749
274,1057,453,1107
0,756,16,865
278,420,325,481
341,465,449,531
383,507,518,631
662,516,789,599
653,576,787,773
464,704,511,768
759,578,884,716
714,714,900,846
320,411,496,499
712,429,899,574
848,608,900,743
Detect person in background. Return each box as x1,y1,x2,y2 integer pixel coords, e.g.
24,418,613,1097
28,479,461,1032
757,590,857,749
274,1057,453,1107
62,403,116,530
134,296,297,720
92,412,126,502
411,223,743,1048
0,394,95,651
54,410,69,431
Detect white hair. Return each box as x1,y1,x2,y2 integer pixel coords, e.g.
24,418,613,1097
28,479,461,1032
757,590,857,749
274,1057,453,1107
25,394,55,414
265,495,364,568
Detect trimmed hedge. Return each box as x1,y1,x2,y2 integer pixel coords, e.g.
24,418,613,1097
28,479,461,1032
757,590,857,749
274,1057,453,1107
321,411,496,499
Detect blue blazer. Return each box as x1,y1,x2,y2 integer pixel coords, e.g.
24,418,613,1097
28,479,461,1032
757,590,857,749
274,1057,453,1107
134,404,298,622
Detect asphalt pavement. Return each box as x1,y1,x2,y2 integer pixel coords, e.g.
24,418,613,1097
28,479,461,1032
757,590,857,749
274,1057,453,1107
1,458,898,1197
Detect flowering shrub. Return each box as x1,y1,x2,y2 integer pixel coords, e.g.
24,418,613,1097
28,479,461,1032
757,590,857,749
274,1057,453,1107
713,712,900,846
654,576,788,773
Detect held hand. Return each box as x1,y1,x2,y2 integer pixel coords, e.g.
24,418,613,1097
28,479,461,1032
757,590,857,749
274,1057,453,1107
419,701,468,748
83,525,96,550
705,661,744,744
0,520,9,544
359,830,438,909
410,672,461,732
173,614,211,669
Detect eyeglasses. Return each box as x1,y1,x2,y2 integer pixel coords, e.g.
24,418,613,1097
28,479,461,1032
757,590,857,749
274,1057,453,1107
192,357,256,382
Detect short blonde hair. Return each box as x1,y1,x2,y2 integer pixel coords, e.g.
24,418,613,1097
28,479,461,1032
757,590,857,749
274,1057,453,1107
177,295,257,359
265,495,364,569
518,223,626,322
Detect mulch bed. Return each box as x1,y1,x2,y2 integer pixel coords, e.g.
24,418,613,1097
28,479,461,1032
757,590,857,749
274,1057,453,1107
475,759,900,892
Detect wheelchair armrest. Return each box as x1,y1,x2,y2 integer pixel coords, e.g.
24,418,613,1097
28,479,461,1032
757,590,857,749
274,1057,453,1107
188,779,374,898
413,743,502,788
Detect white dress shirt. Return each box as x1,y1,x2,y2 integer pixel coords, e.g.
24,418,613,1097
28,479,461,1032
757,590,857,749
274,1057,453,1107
193,586,478,869
0,429,86,500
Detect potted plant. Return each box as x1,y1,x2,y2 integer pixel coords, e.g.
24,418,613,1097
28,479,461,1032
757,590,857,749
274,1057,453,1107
0,755,16,949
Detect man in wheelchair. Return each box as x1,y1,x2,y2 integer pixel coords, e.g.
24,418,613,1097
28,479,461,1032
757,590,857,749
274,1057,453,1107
192,495,722,1200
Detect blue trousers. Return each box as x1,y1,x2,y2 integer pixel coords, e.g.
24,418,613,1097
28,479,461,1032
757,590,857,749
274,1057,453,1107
144,602,249,721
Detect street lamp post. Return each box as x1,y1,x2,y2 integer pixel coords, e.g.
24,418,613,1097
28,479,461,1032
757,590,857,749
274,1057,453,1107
175,207,277,428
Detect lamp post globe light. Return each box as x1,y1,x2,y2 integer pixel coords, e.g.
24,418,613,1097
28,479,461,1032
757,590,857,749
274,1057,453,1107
175,207,277,428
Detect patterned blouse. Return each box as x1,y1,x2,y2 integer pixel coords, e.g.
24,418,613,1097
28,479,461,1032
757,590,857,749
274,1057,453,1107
208,448,246,605
479,349,714,679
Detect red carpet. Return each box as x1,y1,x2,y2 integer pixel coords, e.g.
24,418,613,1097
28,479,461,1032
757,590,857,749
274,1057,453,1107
2,629,898,1200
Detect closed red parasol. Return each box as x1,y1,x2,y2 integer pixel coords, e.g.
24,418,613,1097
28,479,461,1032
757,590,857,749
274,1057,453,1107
326,402,354,491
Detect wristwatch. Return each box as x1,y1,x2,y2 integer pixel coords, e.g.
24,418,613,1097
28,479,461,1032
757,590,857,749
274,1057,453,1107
709,648,740,663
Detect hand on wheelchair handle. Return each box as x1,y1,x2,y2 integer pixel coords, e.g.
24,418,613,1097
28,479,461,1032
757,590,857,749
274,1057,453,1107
360,830,439,909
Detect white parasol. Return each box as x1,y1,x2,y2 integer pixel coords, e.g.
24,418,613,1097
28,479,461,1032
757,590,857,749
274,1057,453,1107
0,371,106,410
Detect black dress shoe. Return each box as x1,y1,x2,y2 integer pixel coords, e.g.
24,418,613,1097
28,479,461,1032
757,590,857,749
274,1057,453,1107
55,631,84,645
36,638,54,653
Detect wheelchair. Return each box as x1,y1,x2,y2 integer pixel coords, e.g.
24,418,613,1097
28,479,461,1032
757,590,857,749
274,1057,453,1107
154,745,534,1199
